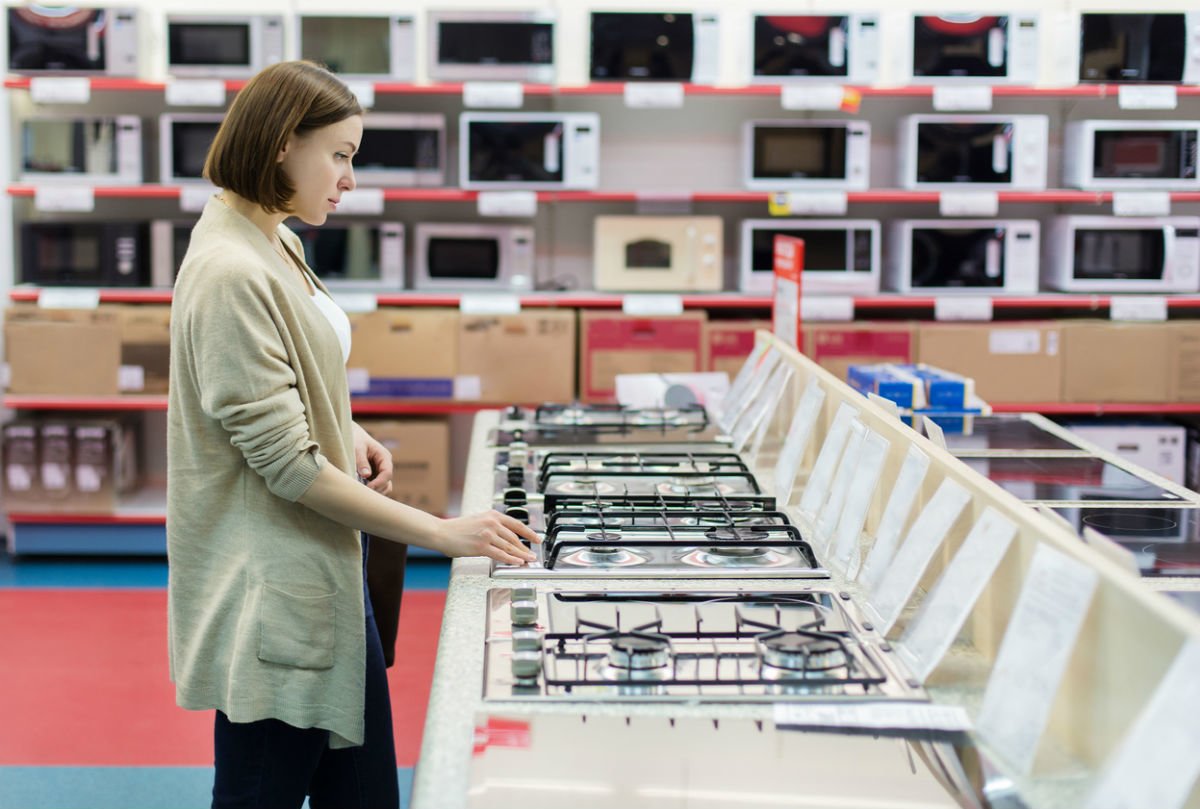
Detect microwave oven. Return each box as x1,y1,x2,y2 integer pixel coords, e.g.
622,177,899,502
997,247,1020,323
166,14,284,78
1064,121,1200,191
590,11,719,84
412,224,535,291
428,10,555,83
150,220,192,287
459,113,600,190
898,114,1048,190
739,218,880,295
885,219,1040,294
8,6,138,76
1044,216,1200,294
159,114,222,185
744,120,870,191
750,14,880,83
357,114,445,187
21,222,149,287
297,15,415,81
905,14,1039,84
20,115,142,185
289,222,405,290
1075,13,1200,84
593,216,722,292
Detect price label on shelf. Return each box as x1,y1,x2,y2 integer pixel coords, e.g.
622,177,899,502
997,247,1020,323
39,288,101,310
1110,296,1167,322
179,184,217,213
344,80,376,110
34,186,94,212
935,296,994,322
29,77,91,104
330,293,378,314
463,81,524,109
477,190,538,218
118,365,146,392
932,86,993,111
1118,85,1178,110
332,189,385,215
1112,191,1171,217
164,79,226,107
780,84,847,111
624,82,685,109
939,191,999,217
459,294,521,315
801,296,854,322
623,294,684,316
781,190,848,216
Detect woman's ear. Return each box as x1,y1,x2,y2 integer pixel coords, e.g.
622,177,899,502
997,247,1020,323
276,135,292,165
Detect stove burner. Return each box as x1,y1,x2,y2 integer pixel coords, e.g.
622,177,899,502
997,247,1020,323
758,632,848,676
607,634,672,671
674,475,715,486
559,547,650,568
586,531,623,543
680,547,793,568
1082,512,1179,533
552,480,618,496
570,517,628,529
704,527,771,542
696,499,756,512
631,410,682,426
657,481,734,496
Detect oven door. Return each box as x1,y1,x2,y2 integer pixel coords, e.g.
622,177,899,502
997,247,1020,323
167,16,283,77
1080,13,1187,82
1091,127,1199,187
741,219,879,295
8,7,114,73
915,121,1013,184
753,15,849,79
161,116,222,184
21,223,149,287
298,15,414,80
1072,227,1171,285
355,115,444,187
912,15,1007,79
908,226,1010,290
291,223,404,290
590,11,695,81
746,122,867,190
20,116,142,185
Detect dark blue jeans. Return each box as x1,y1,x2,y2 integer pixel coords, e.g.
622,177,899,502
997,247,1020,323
211,538,399,809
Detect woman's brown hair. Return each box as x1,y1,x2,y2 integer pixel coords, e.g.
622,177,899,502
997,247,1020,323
204,60,363,213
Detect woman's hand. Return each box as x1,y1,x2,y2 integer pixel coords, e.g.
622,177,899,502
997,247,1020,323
351,422,393,495
438,511,540,565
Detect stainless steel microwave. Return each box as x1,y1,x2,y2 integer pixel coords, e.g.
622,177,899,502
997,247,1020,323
7,6,138,76
744,120,870,191
412,223,534,291
590,11,719,84
459,113,600,190
1044,216,1200,293
357,114,445,187
21,222,149,287
159,114,222,185
428,10,555,83
750,13,879,83
1074,12,1200,84
296,15,415,81
1064,121,1200,191
20,115,142,185
593,216,722,292
885,219,1040,294
898,114,1048,190
739,219,880,295
166,14,284,78
904,13,1039,84
289,222,405,290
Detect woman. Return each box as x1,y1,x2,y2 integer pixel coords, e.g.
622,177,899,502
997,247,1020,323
166,60,539,809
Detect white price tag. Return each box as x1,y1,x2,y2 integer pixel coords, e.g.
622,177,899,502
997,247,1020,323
29,77,91,104
1110,295,1168,322
623,82,685,109
344,80,375,110
118,364,145,392
179,184,216,213
346,367,370,394
783,190,848,216
477,190,538,218
801,296,854,322
773,379,826,506
330,293,378,314
1118,85,1178,110
775,702,972,733
332,189,385,215
932,86,993,111
463,81,524,109
459,294,521,315
935,296,993,322
780,84,845,111
939,191,999,217
977,544,1099,775
622,294,684,316
453,375,483,400
1112,191,1171,217
164,79,226,107
39,288,101,310
858,446,930,587
34,186,94,213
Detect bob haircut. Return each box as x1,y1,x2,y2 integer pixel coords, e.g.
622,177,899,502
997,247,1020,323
204,61,363,214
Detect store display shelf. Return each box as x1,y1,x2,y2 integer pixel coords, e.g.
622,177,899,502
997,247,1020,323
991,402,1200,415
7,488,167,525
9,288,173,304
4,395,169,411
350,399,507,415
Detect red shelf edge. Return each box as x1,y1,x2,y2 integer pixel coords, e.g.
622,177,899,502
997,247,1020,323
6,512,166,525
3,396,169,411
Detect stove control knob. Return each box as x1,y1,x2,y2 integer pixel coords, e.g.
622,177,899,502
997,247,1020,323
503,488,528,506
510,588,538,626
508,449,528,466
505,507,530,525
504,405,524,421
506,468,525,486
511,627,542,653
511,649,542,680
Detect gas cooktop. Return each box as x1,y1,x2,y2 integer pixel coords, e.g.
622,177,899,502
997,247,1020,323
490,404,727,447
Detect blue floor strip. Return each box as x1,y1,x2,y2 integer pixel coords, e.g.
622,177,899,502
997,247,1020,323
0,766,415,809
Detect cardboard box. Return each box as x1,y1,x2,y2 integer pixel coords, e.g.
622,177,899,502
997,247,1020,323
706,320,770,380
4,418,139,514
5,305,122,396
2,420,41,511
1169,322,1200,402
1062,321,1170,403
1064,421,1187,485
347,309,459,399
580,311,707,402
116,305,171,394
360,419,451,515
70,419,140,513
803,322,917,382
457,311,576,404
918,322,1064,403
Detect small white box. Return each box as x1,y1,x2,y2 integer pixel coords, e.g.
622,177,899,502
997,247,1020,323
1066,423,1187,486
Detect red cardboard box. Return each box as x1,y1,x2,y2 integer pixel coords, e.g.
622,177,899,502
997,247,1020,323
706,320,770,380
803,323,917,382
580,312,707,402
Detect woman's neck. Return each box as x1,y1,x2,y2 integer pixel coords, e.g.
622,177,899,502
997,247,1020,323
219,190,287,241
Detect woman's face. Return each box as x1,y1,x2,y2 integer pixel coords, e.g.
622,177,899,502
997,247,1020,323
278,115,363,226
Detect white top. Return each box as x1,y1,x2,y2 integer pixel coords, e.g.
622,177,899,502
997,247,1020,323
309,287,352,364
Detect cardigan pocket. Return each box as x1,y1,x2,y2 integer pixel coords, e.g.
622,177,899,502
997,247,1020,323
258,582,336,670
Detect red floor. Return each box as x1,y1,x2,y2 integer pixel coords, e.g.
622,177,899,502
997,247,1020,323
0,589,444,767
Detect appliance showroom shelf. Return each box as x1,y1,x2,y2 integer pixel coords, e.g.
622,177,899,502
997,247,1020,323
7,488,167,525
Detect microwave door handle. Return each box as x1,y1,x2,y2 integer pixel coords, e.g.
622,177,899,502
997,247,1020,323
992,134,1009,175
1162,225,1177,274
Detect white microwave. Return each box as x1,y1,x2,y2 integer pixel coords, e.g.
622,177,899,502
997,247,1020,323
159,114,222,185
590,11,719,84
739,219,880,295
412,224,534,292
357,114,445,187
7,6,138,76
750,13,879,84
20,115,142,185
593,216,722,292
166,14,284,78
459,113,599,190
297,15,415,81
1044,216,1200,294
1074,12,1200,84
898,114,1048,190
744,120,870,191
289,222,405,290
429,10,555,83
904,13,1039,84
886,219,1040,294
1064,121,1200,191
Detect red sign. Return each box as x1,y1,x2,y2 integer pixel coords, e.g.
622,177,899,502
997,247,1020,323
771,235,805,349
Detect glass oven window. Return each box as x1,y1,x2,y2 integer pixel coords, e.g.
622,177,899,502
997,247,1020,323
1094,130,1197,180
32,225,102,280
625,240,672,269
753,15,849,78
916,122,1013,184
1079,13,1186,82
24,119,118,175
439,21,553,66
911,227,1007,288
8,8,108,72
301,17,390,75
753,126,847,180
1073,229,1166,280
428,237,501,280
295,225,381,281
590,12,694,81
468,121,564,184
913,15,1006,78
169,23,251,67
172,122,221,179
357,128,440,172
752,228,850,273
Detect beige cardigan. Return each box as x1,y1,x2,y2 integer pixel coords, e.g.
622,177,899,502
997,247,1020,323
167,196,365,748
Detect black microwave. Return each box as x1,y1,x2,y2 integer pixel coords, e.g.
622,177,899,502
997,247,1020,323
1078,13,1200,84
751,14,879,83
590,11,719,83
909,14,1038,84
159,115,222,184
7,6,138,75
21,222,149,287
290,222,405,290
885,219,1040,294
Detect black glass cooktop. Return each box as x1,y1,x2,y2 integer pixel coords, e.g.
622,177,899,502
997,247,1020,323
963,457,1182,502
942,415,1081,454
1052,505,1200,578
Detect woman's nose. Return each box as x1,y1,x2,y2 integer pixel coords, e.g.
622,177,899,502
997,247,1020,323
342,166,356,192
